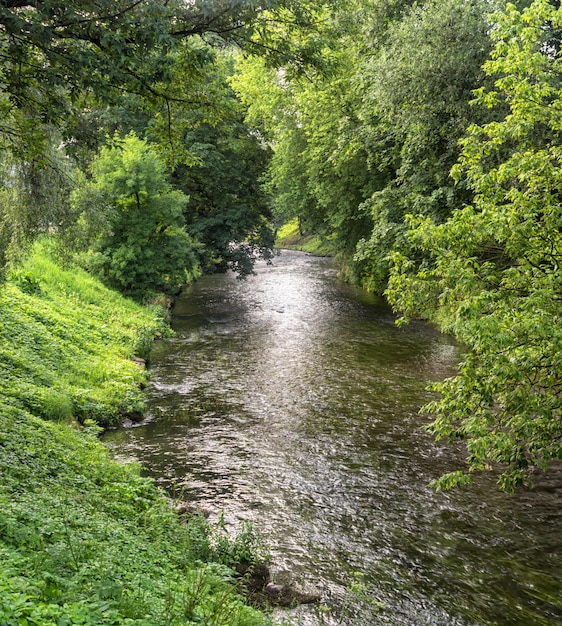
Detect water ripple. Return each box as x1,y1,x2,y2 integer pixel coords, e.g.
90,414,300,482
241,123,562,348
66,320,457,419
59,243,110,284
105,251,562,626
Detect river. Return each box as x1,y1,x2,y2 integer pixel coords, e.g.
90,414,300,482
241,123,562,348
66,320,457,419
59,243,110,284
105,250,562,625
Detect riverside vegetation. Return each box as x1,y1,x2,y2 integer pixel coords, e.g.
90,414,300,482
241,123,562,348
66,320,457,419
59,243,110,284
0,240,274,626
1,3,562,622
274,219,335,257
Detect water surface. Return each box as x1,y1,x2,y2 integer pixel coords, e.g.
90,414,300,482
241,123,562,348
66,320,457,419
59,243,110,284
105,251,562,625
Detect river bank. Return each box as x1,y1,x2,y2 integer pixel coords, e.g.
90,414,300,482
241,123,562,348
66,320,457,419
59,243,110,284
275,219,336,256
0,240,274,625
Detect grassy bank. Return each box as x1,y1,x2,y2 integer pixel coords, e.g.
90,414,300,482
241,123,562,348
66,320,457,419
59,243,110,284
274,219,335,256
0,239,168,428
0,240,272,625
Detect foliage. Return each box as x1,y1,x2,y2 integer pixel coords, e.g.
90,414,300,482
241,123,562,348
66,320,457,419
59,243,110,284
0,0,176,269
0,0,327,276
0,239,169,427
171,59,276,277
0,0,314,160
275,217,336,256
209,514,271,570
354,0,498,292
0,136,75,272
233,0,497,289
233,0,562,490
69,133,201,300
0,404,271,626
387,0,562,491
230,0,562,490
63,46,277,280
0,240,272,625
233,13,376,274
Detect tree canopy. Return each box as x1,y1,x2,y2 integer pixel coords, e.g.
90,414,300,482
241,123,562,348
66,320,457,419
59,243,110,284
0,0,311,279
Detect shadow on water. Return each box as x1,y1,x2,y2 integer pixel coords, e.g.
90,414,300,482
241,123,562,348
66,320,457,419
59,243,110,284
105,250,562,626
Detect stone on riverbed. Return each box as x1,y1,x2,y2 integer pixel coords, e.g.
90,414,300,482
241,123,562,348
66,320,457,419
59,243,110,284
174,501,211,520
264,581,321,607
235,560,321,608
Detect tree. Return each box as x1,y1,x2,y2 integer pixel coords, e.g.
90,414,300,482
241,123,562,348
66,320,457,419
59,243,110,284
70,133,200,300
67,43,277,278
0,0,327,160
355,0,499,292
0,136,73,273
387,0,562,491
232,3,379,268
0,0,324,273
230,55,313,230
232,0,498,288
174,116,275,277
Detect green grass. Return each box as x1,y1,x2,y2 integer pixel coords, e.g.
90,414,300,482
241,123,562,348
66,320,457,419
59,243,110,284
0,239,273,625
0,403,270,625
275,219,335,256
0,239,170,427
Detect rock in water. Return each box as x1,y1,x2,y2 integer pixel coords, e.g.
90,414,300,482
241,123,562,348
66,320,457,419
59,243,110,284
235,561,271,593
234,560,321,607
264,582,321,607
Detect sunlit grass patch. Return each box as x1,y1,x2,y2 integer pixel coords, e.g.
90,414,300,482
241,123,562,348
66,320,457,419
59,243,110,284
275,218,335,256
0,239,168,427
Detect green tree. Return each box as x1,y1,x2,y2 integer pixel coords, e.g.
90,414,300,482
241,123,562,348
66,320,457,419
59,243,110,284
355,0,498,292
174,117,275,277
71,133,200,300
0,0,294,150
0,136,73,273
72,44,277,278
0,0,324,274
231,55,312,230
0,0,328,162
233,0,497,288
387,0,562,491
232,4,379,269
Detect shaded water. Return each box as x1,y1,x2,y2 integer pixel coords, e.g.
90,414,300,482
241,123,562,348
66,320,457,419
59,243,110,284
105,251,562,625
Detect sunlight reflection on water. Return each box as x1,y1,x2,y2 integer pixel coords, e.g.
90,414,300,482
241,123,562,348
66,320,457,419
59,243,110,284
105,250,562,626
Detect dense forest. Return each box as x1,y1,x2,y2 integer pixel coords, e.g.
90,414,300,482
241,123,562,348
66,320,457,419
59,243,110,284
1,0,562,622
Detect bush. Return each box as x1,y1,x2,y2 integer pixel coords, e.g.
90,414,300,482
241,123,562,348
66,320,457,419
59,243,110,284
70,133,201,301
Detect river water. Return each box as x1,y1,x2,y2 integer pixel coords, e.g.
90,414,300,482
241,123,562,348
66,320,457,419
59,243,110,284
105,250,562,625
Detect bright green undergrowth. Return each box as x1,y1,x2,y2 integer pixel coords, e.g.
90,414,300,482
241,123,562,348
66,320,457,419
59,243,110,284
0,239,273,625
0,239,169,427
0,404,270,625
275,219,335,256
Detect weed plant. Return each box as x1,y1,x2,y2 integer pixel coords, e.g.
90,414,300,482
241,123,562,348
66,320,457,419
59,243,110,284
0,238,274,625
